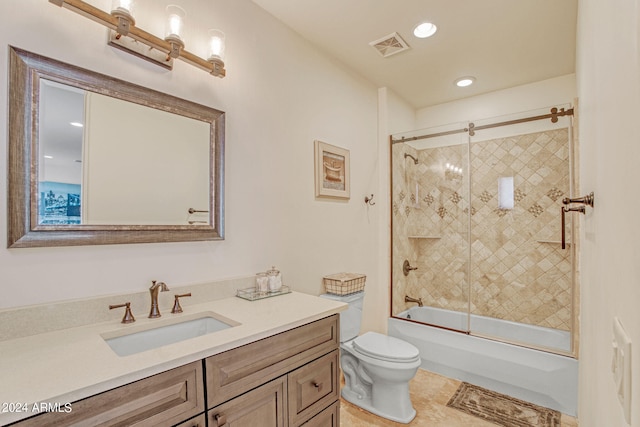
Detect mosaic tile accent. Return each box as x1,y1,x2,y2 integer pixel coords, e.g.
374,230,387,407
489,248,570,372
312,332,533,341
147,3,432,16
546,187,564,201
528,203,544,217
423,193,435,206
494,208,509,218
450,192,462,204
479,190,493,203
514,188,526,202
437,206,448,219
463,206,477,216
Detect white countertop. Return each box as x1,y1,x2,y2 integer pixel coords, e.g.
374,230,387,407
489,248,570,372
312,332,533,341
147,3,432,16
0,291,346,425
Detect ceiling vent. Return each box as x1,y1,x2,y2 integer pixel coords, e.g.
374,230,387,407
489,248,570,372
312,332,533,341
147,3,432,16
369,32,410,58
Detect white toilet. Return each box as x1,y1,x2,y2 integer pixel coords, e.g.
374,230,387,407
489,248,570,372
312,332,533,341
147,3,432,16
321,292,421,423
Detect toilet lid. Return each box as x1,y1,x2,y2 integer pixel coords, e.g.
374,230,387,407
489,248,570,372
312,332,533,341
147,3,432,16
352,332,420,363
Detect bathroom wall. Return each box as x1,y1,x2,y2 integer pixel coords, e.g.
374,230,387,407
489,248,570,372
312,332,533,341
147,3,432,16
0,0,380,332
576,0,640,425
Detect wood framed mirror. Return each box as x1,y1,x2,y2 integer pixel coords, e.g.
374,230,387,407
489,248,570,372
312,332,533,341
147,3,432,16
7,47,225,248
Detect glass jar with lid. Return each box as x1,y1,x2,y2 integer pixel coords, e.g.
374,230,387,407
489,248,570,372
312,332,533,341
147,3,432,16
266,266,282,292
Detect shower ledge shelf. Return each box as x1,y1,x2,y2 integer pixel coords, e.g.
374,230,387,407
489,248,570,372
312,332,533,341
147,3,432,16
536,239,571,245
408,235,441,240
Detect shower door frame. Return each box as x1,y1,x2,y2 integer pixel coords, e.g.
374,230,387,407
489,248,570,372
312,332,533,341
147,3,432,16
389,105,579,358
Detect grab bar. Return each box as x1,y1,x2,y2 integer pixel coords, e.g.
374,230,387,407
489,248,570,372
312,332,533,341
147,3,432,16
561,205,585,249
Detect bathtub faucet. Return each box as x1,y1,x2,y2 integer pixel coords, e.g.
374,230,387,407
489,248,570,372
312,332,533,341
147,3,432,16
405,295,423,307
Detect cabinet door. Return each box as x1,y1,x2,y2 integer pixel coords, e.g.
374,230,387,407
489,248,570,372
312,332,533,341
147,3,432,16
299,402,339,427
288,350,339,426
175,413,206,427
11,361,204,427
208,377,287,427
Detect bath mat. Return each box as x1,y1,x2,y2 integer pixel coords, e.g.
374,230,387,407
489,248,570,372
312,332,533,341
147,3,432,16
446,382,561,427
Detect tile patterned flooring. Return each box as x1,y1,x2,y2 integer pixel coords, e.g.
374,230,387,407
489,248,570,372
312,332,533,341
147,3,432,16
339,369,579,426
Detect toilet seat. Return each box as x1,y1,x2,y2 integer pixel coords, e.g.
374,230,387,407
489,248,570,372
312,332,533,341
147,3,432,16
353,332,420,363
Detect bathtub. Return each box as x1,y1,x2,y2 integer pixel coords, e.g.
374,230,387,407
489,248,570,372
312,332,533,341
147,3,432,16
388,306,578,416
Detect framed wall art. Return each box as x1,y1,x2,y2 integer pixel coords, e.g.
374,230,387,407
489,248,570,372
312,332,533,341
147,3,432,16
314,140,350,199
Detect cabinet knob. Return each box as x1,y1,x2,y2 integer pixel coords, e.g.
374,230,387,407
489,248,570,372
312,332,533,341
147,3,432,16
313,381,323,392
213,413,227,427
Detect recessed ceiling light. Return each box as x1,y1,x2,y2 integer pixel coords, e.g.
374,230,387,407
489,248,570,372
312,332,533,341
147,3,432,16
413,22,437,39
44,155,53,159
70,122,84,127
455,76,475,87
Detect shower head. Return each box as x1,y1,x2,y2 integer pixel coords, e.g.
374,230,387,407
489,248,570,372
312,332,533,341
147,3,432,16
404,153,418,164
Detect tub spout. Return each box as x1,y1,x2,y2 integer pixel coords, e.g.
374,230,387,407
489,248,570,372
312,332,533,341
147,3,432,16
405,295,423,307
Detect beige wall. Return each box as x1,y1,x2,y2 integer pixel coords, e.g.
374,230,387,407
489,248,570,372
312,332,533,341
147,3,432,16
576,0,640,425
0,0,380,323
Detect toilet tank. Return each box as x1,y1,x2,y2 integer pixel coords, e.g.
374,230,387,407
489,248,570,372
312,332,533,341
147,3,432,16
320,292,364,342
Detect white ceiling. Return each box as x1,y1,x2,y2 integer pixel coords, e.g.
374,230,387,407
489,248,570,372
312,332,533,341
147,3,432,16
251,0,578,109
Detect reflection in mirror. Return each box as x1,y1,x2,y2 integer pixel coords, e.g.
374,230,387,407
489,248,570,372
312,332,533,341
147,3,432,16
38,80,210,226
8,47,225,248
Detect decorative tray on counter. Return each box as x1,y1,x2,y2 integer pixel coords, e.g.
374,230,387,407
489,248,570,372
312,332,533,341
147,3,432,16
236,285,291,301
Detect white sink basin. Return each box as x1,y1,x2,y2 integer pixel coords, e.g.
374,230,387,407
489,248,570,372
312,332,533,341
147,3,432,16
103,313,239,357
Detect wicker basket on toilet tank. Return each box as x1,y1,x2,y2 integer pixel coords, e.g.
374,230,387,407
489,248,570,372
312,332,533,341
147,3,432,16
323,273,366,295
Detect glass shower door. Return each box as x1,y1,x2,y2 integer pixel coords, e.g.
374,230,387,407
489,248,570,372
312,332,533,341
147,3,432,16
467,107,575,354
390,122,471,332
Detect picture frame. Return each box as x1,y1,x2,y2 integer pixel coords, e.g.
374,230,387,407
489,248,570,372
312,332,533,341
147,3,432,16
314,140,350,199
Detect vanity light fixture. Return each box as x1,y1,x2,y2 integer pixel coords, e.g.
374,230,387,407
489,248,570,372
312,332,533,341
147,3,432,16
413,22,437,39
455,76,475,87
49,0,226,78
70,122,84,127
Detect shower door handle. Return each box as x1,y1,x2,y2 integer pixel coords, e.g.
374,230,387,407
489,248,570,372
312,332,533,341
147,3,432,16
561,206,585,249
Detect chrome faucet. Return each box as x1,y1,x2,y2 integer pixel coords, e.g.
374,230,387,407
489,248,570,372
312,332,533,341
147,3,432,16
405,295,423,307
149,280,170,318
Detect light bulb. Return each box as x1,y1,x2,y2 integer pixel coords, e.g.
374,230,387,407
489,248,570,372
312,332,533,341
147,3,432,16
165,5,186,41
208,29,225,61
111,0,134,15
413,22,437,39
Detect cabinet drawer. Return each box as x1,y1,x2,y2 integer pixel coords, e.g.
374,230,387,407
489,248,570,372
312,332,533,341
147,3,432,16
206,314,338,407
11,361,204,427
288,350,339,426
299,401,339,427
208,377,287,427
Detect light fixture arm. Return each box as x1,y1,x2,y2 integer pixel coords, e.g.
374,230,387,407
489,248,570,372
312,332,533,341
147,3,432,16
49,0,226,78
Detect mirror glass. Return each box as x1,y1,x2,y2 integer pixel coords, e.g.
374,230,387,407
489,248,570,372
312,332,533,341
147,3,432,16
8,47,225,247
38,80,210,226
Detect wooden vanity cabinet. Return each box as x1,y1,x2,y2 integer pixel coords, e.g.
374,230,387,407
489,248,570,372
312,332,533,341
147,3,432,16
206,314,340,427
8,315,340,427
9,361,204,427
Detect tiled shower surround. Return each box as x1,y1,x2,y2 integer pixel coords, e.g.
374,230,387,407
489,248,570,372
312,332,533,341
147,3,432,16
392,128,572,332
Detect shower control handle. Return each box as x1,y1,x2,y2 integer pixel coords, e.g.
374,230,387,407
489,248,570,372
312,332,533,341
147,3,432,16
403,260,418,276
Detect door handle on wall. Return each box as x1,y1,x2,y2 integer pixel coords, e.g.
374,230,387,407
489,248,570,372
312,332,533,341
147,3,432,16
561,192,595,249
562,191,595,207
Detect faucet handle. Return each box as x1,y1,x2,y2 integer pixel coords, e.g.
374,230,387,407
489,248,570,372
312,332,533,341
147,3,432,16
171,293,192,314
109,302,136,324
